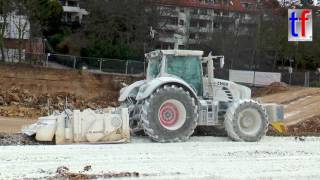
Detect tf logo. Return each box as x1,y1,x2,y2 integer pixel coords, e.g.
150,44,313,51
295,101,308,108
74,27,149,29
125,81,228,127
288,9,313,42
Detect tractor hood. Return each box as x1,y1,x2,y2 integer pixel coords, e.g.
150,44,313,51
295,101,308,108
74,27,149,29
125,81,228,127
212,79,251,102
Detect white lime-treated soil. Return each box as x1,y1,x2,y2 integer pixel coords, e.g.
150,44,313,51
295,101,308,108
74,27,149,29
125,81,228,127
0,136,320,179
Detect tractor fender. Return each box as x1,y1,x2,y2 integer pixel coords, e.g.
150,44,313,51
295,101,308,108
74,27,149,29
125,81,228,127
119,80,146,102
136,77,199,102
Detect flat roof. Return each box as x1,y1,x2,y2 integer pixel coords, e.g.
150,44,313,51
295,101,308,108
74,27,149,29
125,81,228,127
145,50,204,59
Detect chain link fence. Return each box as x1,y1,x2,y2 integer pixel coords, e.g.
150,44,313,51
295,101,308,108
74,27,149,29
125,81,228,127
1,52,145,75
47,53,145,75
2,52,320,87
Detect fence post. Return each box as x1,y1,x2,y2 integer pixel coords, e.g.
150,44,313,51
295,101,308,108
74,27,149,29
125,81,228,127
304,71,310,87
73,56,76,69
99,59,102,72
46,53,50,67
125,60,129,74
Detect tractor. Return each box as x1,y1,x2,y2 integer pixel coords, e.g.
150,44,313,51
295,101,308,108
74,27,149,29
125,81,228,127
22,50,284,144
119,50,284,142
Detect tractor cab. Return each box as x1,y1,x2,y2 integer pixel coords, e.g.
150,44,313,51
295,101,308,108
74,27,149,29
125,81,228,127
145,50,204,96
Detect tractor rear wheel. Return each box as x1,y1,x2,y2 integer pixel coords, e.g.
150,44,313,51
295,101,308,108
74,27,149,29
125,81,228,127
141,85,197,142
224,100,268,142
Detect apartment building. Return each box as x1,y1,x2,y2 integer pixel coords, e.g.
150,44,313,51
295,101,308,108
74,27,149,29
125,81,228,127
157,0,257,49
59,0,88,24
0,12,43,62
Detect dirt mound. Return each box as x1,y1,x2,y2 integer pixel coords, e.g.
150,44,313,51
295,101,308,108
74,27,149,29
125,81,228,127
286,116,320,135
254,82,289,97
0,87,119,118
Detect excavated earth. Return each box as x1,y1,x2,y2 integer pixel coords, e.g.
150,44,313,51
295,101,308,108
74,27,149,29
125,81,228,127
259,84,320,135
0,87,118,118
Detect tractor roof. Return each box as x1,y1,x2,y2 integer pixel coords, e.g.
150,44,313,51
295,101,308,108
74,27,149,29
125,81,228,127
145,50,204,59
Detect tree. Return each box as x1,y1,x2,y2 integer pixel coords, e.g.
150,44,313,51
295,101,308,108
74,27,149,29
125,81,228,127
0,0,13,61
78,0,161,59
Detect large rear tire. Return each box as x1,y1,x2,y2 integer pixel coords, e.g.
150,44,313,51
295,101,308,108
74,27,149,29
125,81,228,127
141,85,197,142
224,100,268,142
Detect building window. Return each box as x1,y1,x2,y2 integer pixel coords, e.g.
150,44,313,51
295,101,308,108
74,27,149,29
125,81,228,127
199,21,207,28
162,42,174,49
213,22,220,28
163,17,178,26
214,10,221,16
222,11,229,16
179,19,185,26
205,0,214,3
191,8,198,15
180,7,185,12
189,33,196,39
200,9,208,15
190,20,198,27
178,45,185,49
67,1,78,7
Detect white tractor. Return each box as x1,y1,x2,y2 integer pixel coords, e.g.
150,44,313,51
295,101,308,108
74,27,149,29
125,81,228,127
23,50,284,144
119,50,284,142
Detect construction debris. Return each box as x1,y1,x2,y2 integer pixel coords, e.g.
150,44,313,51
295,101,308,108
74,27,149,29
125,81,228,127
0,87,119,118
0,133,40,146
52,166,139,179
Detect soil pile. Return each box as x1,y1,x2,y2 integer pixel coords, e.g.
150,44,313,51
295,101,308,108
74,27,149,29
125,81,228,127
254,82,289,97
0,87,119,118
286,116,320,135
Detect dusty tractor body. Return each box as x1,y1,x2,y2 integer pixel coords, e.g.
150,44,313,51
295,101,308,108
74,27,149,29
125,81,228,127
119,50,284,142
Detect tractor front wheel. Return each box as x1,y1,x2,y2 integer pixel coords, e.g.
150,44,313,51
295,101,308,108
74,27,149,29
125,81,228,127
224,100,268,142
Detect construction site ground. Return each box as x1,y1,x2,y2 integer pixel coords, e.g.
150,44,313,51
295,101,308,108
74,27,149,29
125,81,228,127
1,136,320,179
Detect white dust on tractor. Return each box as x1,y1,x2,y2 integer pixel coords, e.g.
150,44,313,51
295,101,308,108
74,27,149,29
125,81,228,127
22,50,285,144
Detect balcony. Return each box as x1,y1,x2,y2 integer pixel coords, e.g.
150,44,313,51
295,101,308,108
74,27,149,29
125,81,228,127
63,6,88,15
190,14,212,20
189,26,211,33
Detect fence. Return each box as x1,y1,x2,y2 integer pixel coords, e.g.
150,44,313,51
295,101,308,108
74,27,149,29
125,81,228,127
0,52,146,75
48,53,146,75
1,52,320,87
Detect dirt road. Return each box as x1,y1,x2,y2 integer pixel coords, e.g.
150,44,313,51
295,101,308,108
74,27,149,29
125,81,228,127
0,117,36,133
1,136,320,179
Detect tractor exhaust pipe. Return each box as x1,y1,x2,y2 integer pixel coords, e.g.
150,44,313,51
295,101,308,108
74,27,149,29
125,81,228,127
203,53,225,98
